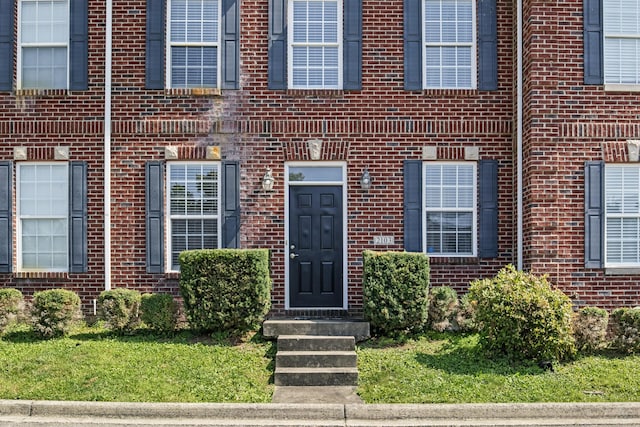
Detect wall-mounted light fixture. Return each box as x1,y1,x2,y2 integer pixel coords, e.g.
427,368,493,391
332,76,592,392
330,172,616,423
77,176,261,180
262,168,275,191
360,168,372,191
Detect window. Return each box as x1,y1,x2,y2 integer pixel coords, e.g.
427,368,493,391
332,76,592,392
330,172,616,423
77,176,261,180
603,0,640,84
424,162,477,256
423,0,476,89
168,0,220,88
604,165,640,266
19,0,69,89
17,163,68,271
289,0,342,89
167,163,221,270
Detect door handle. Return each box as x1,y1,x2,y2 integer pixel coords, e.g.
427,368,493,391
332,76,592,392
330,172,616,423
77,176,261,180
290,253,299,259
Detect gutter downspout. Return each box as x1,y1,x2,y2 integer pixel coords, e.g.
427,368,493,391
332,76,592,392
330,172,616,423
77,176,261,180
104,0,113,290
517,0,524,270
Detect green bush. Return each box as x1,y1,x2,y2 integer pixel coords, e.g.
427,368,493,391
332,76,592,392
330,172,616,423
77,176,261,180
98,288,141,334
468,265,576,361
179,249,271,335
572,307,609,353
428,286,459,332
31,289,82,339
0,288,24,332
611,307,640,353
455,293,478,332
140,293,179,333
362,250,430,336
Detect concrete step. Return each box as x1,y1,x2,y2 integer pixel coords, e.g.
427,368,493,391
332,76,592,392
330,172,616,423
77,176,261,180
263,319,370,342
276,350,357,368
274,367,359,386
277,335,355,352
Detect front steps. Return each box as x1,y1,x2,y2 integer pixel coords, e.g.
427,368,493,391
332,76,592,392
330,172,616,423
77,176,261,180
263,320,369,387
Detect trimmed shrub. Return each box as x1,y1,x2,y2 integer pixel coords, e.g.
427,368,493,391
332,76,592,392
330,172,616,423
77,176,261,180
31,289,82,339
98,288,141,334
611,307,640,353
572,307,609,353
363,250,430,336
0,288,25,332
455,293,478,332
468,265,576,361
179,249,271,334
428,286,459,332
140,293,179,333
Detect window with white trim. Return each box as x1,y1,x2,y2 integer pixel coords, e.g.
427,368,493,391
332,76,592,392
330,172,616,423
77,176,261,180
604,0,640,84
167,162,221,270
604,164,640,266
168,0,220,88
424,0,475,89
19,0,69,89
424,162,476,256
17,163,68,271
289,0,342,89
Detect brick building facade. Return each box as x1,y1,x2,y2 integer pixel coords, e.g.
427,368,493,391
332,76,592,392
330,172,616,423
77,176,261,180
0,0,638,316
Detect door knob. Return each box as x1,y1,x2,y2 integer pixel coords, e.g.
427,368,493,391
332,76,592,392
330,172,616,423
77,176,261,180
290,253,299,259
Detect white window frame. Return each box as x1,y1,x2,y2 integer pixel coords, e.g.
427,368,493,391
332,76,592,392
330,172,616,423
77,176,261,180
16,162,69,272
422,0,477,89
604,164,640,267
288,0,343,89
603,0,640,88
166,161,222,272
166,0,222,89
17,0,70,90
423,161,477,257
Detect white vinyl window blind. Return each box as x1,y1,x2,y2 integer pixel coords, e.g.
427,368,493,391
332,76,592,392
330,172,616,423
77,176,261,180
605,165,640,265
604,0,640,84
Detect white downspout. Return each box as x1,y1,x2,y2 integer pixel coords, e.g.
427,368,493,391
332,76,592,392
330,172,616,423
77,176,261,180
104,0,113,290
517,0,524,270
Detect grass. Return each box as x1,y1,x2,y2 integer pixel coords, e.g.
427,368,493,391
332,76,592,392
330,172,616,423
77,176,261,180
2,325,640,404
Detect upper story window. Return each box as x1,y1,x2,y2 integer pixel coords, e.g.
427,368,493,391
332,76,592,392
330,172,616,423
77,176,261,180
603,0,640,84
423,0,476,89
604,165,640,266
19,0,69,89
289,0,342,89
168,0,220,88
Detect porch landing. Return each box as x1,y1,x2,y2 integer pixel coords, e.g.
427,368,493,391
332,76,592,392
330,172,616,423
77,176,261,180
262,319,370,342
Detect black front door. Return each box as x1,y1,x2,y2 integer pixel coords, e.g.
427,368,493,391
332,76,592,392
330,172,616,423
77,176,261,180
289,185,343,308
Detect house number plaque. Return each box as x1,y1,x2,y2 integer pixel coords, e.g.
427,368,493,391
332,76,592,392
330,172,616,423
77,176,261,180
373,236,395,245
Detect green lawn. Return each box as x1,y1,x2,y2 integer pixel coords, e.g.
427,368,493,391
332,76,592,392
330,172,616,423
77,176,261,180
1,326,640,403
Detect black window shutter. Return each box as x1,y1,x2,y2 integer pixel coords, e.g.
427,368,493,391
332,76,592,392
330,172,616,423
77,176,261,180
222,161,240,248
478,159,498,258
221,0,239,89
404,0,422,90
585,161,604,268
404,160,423,252
146,161,164,273
343,0,362,90
0,0,14,91
69,0,88,90
69,161,87,273
584,0,603,85
0,161,12,273
146,0,165,89
478,0,498,91
268,0,287,89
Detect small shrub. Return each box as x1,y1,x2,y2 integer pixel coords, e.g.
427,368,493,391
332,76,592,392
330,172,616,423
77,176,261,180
98,288,141,334
455,293,477,332
140,293,179,333
179,249,271,335
572,306,609,353
428,286,459,332
363,250,430,336
0,288,25,332
468,265,576,362
31,289,82,339
611,307,640,353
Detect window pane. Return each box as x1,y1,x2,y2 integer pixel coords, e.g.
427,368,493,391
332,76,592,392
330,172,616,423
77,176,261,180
288,167,342,182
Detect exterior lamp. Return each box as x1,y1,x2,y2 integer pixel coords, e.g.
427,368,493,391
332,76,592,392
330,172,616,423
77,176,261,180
262,168,275,191
360,169,371,190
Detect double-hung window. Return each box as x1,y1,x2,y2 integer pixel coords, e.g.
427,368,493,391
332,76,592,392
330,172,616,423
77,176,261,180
424,162,477,256
603,0,640,85
168,0,220,88
19,0,69,89
604,165,640,266
167,162,221,270
17,163,68,271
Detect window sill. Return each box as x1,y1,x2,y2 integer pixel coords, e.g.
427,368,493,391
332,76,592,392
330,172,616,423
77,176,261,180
15,89,69,98
428,256,478,265
421,88,478,98
164,88,221,97
605,268,640,276
604,84,640,93
285,89,346,98
164,272,181,280
14,271,69,279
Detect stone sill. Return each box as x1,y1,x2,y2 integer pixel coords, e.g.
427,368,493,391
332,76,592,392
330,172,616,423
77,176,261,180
604,84,640,93
605,268,640,276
